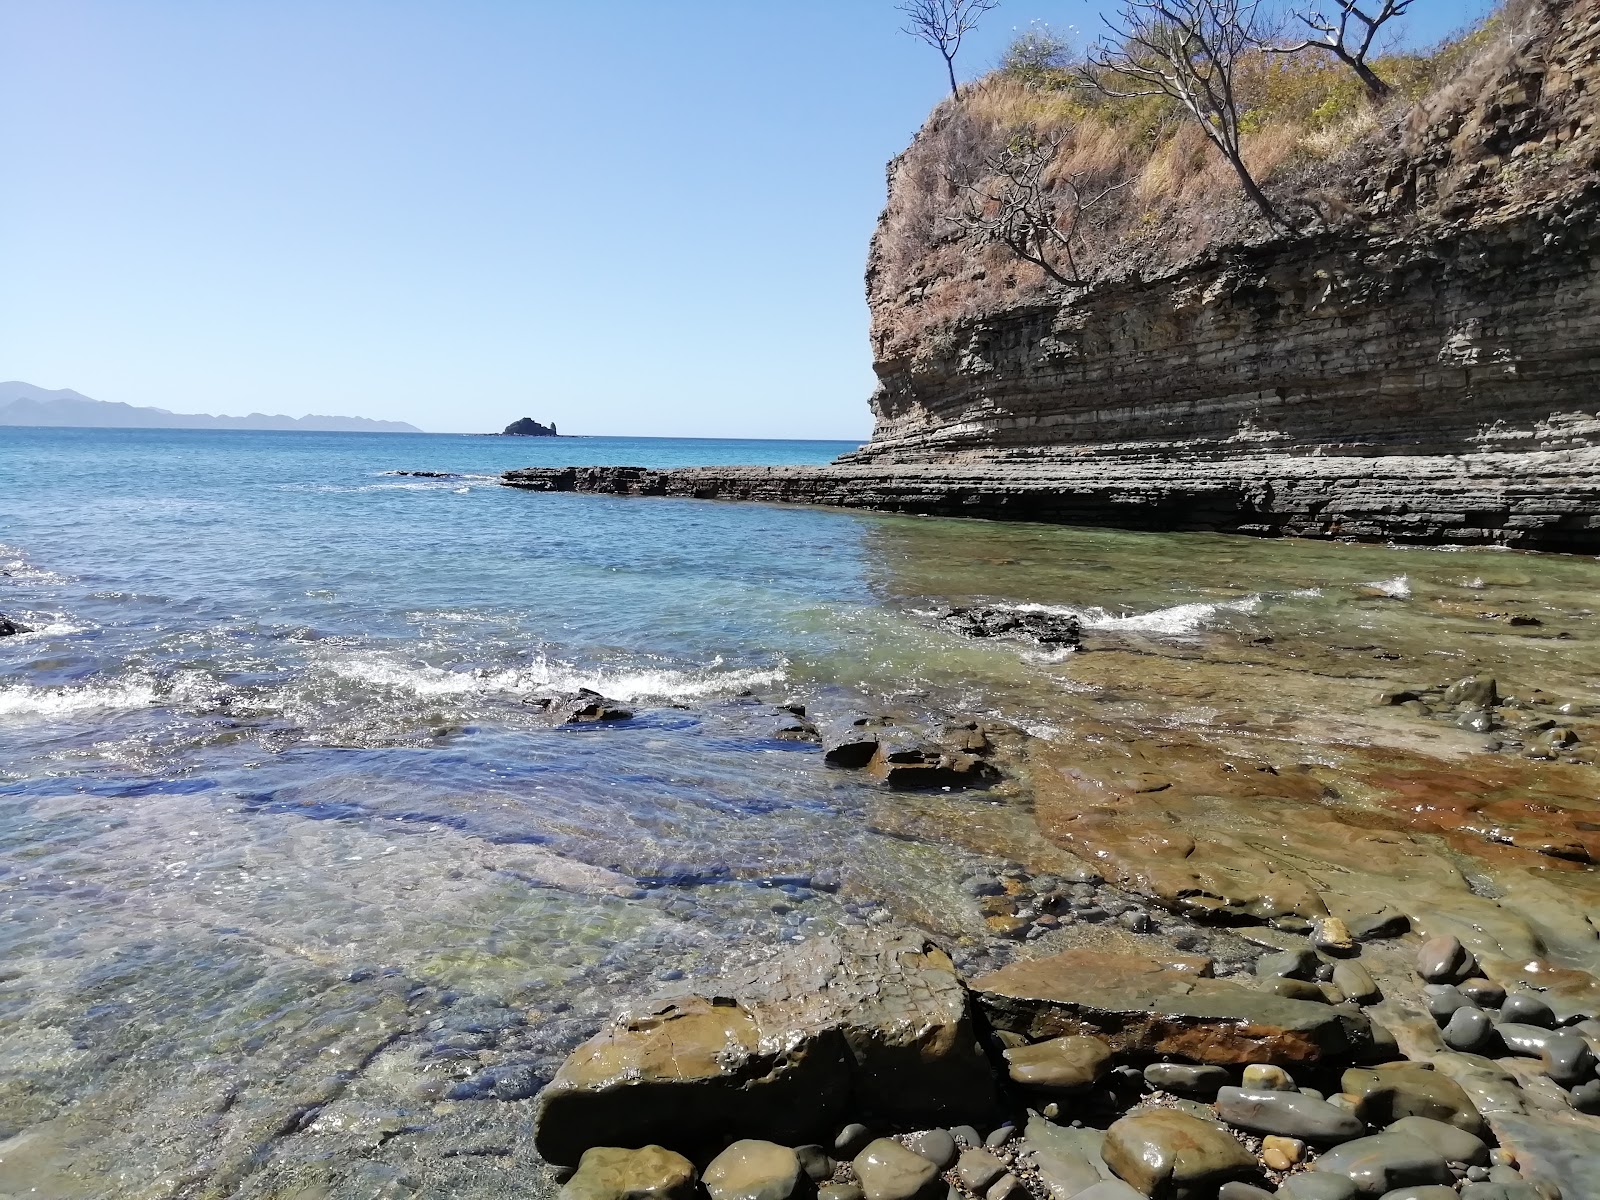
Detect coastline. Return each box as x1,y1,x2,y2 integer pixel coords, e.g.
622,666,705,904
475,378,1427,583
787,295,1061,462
501,451,1600,551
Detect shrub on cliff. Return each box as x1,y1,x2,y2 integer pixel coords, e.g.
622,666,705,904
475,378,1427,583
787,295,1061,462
870,0,1558,354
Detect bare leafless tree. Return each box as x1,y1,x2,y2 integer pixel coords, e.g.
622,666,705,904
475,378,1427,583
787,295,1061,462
898,0,1001,100
1084,0,1288,228
945,128,1129,287
1277,0,1413,98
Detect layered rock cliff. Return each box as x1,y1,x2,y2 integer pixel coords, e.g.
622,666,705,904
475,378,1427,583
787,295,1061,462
505,0,1600,550
854,0,1600,472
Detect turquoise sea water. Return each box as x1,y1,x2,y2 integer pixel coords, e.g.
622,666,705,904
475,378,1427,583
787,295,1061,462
6,427,1600,1196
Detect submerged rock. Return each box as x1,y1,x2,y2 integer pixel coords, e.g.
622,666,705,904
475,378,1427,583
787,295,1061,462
534,929,998,1165
529,688,634,725
0,613,28,637
971,949,1377,1065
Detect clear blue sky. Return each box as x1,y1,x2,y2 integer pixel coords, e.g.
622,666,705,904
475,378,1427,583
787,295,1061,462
2,1,1489,437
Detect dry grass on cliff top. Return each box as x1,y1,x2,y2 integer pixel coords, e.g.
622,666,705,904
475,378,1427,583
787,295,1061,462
870,2,1532,353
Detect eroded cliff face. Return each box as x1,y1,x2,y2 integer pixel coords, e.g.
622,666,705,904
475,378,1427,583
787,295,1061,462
854,0,1600,469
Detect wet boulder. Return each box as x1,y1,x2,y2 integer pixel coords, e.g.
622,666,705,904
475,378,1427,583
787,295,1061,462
0,613,27,637
1102,1109,1258,1199
1003,1034,1113,1096
533,929,999,1166
865,735,999,790
1214,1086,1366,1143
970,949,1378,1066
561,1146,699,1200
939,606,1082,649
1340,1064,1485,1134
822,718,883,768
529,688,633,725
1311,1131,1452,1195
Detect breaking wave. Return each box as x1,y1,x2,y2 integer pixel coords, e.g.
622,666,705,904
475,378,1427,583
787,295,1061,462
0,679,159,719
321,651,785,704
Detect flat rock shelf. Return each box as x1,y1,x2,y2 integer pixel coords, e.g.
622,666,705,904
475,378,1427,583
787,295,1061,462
500,451,1600,552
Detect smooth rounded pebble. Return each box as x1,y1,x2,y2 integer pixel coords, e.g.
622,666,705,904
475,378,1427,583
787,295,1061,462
1384,1117,1489,1167
1313,917,1357,955
703,1141,801,1200
903,1129,958,1171
561,1146,699,1200
1243,1064,1297,1091
1145,1062,1231,1096
956,1149,1006,1193
1267,977,1330,1003
1500,993,1556,1028
1569,1078,1600,1113
819,1186,864,1200
854,1139,942,1200
795,1146,835,1183
1004,1035,1112,1094
1459,979,1506,1008
1259,949,1318,980
1103,1109,1258,1197
1332,961,1380,1004
1423,985,1472,1024
1443,1007,1496,1053
1341,1066,1486,1134
1263,1135,1306,1166
1216,1086,1365,1143
1219,1184,1276,1200
1416,936,1468,983
1459,1184,1545,1200
1280,1174,1360,1200
1540,1030,1595,1086
983,1125,1016,1150
1313,1131,1452,1195
1376,1188,1458,1200
985,1175,1021,1200
1067,1182,1149,1200
836,1125,874,1158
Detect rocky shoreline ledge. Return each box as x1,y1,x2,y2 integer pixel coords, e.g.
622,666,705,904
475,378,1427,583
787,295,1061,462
527,662,1600,1200
500,453,1600,551
538,919,1592,1200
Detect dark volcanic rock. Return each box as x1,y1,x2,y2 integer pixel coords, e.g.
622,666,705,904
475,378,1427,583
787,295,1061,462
970,949,1377,1065
0,613,29,637
527,689,633,725
503,416,557,437
940,606,1082,650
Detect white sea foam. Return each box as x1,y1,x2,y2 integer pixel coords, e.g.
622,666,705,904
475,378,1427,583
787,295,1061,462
0,680,159,719
1363,575,1412,599
323,652,784,705
1002,593,1266,636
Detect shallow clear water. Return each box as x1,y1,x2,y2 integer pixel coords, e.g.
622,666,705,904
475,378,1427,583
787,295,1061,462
3,427,1599,1197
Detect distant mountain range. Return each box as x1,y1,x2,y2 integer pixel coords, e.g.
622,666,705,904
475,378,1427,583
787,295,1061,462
0,382,421,433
